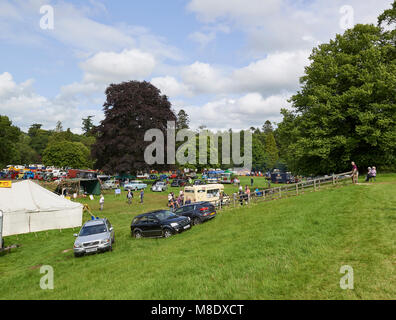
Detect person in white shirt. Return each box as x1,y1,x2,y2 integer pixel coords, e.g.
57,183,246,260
99,194,104,211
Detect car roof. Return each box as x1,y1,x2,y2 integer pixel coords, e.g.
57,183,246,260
135,210,168,218
181,201,210,207
83,218,106,226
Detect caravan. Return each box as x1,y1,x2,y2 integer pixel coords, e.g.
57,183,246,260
183,184,229,206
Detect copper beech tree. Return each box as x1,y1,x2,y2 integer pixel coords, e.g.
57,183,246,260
92,81,177,174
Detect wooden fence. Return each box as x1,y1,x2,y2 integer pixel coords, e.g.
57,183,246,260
209,171,353,210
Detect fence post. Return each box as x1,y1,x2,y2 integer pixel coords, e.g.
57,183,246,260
296,183,299,196
332,174,335,185
314,180,316,191
279,187,282,199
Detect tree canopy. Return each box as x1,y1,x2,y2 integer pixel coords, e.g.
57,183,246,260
276,7,396,175
91,81,177,174
42,141,91,168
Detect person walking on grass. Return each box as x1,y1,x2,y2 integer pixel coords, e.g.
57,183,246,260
99,194,104,211
140,189,144,204
127,190,133,205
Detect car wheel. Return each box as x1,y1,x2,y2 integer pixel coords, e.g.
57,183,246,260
134,230,143,239
193,217,202,225
74,252,83,258
163,229,173,238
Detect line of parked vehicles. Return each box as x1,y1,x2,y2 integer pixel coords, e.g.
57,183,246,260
73,200,217,257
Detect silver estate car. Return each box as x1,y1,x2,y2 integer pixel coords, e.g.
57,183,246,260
73,218,115,257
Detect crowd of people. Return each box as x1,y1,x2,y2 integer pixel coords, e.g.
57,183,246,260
167,191,186,210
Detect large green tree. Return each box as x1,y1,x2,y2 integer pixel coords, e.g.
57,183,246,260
91,81,177,174
42,141,91,168
277,5,396,175
0,115,21,167
176,109,190,131
28,123,51,157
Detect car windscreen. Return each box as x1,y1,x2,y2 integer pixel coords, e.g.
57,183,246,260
153,211,178,221
79,224,107,236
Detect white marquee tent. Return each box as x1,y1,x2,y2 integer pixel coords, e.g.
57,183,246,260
0,180,83,236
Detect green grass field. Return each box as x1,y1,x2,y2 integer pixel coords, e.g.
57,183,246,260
0,175,395,299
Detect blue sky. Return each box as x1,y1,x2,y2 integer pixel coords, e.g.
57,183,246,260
0,0,392,132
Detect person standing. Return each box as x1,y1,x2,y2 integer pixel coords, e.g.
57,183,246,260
140,189,144,204
250,177,254,187
127,190,133,205
99,194,104,211
365,167,372,182
351,161,359,184
371,166,377,182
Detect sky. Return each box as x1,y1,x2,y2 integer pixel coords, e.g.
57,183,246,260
0,0,393,133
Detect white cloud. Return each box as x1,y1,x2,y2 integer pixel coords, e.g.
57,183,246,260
188,31,217,48
181,62,231,95
231,50,309,95
180,92,291,131
167,50,307,97
81,49,156,84
151,76,192,98
0,72,103,133
187,0,392,55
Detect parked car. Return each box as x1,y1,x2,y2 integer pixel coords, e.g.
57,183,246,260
73,218,115,257
173,201,216,225
124,180,147,191
151,181,167,192
137,173,149,179
170,173,177,179
131,210,191,238
171,179,186,187
102,179,119,190
186,172,197,179
149,174,158,180
159,174,168,181
193,179,205,185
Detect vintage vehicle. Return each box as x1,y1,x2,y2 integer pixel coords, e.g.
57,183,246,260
159,174,168,181
101,179,119,190
131,210,191,238
173,201,216,225
149,174,158,180
124,180,147,191
183,184,227,206
270,171,295,184
151,181,167,192
136,173,149,179
171,179,187,187
205,170,224,184
23,171,35,179
220,172,234,184
73,218,115,257
193,179,205,185
186,172,197,179
43,172,53,181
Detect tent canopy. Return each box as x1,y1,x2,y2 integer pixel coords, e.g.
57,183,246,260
0,180,83,236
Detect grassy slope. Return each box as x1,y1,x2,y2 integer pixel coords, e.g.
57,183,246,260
0,175,395,299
